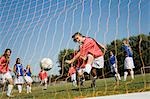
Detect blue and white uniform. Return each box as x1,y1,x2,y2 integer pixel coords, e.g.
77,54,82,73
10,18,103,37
122,45,135,69
109,55,118,73
24,69,33,83
14,64,24,84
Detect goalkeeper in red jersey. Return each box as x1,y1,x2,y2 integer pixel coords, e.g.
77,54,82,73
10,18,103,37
66,32,106,87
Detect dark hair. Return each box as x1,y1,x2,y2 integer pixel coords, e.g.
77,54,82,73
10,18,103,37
72,32,83,42
4,48,11,55
16,58,20,64
3,48,11,58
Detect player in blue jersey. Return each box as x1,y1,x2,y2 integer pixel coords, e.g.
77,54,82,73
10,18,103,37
13,58,25,93
24,65,33,93
109,51,121,81
122,39,135,81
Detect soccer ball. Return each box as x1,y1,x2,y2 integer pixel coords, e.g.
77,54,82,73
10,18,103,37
40,58,53,71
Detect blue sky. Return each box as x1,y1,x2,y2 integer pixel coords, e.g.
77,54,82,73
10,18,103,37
0,0,149,75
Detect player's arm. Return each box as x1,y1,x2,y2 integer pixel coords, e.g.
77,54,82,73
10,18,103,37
98,42,106,50
98,42,107,54
65,52,81,64
13,65,17,74
24,69,27,75
13,65,20,76
29,68,32,75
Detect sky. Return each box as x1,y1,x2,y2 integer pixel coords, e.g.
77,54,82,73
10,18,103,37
0,0,149,75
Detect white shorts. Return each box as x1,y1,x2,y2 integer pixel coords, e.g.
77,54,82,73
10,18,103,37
41,78,48,84
71,73,76,81
124,57,135,69
92,55,104,69
77,55,104,74
24,75,33,83
0,71,12,83
14,76,24,84
111,63,118,73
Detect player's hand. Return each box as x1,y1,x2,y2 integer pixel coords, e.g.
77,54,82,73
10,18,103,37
65,60,72,64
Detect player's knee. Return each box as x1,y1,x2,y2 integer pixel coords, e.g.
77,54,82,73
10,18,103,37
9,79,14,85
78,71,83,77
87,54,94,64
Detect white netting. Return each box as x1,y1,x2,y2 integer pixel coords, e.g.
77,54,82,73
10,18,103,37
0,0,149,98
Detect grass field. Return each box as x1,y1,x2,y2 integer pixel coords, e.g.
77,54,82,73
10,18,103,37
0,73,150,99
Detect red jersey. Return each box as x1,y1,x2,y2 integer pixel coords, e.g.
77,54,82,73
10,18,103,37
68,66,76,76
39,71,48,80
0,56,9,73
80,37,103,58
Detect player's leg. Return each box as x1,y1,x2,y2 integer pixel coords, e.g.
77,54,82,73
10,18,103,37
124,69,128,81
83,54,94,74
24,76,33,93
91,68,97,87
129,57,135,80
114,67,121,81
71,73,77,87
1,74,7,92
44,78,48,89
91,55,104,87
29,82,32,93
26,83,30,93
130,68,134,80
77,68,85,86
17,84,22,93
27,83,32,93
5,72,14,97
82,54,94,87
124,57,129,81
80,74,85,86
17,76,24,93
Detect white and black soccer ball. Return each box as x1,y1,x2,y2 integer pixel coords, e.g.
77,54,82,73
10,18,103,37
40,58,53,71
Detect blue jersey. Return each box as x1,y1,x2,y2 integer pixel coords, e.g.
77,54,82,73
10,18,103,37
122,45,133,57
15,64,24,76
24,69,31,77
109,55,116,65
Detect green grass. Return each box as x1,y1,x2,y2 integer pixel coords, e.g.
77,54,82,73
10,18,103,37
0,73,150,99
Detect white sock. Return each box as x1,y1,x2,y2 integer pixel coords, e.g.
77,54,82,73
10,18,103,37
27,85,29,93
73,74,76,81
130,70,134,79
29,86,32,93
45,83,47,89
114,74,117,81
117,73,121,80
124,72,128,81
18,85,22,93
84,64,92,74
7,85,13,96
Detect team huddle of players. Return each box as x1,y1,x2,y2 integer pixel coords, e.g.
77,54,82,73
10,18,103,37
66,32,135,87
0,32,135,97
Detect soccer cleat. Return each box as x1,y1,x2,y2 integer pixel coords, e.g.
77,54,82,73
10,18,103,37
72,81,77,87
43,87,47,90
72,82,77,87
7,94,14,98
